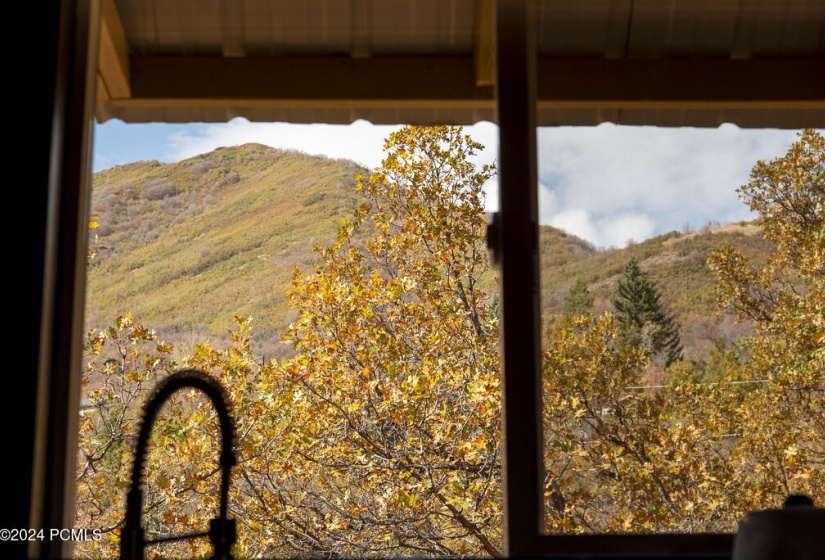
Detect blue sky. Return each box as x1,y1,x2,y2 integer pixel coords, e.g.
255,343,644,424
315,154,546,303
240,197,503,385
92,118,802,249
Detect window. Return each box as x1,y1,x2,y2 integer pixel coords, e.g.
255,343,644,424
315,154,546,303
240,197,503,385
538,125,820,548
79,123,505,558
28,1,824,558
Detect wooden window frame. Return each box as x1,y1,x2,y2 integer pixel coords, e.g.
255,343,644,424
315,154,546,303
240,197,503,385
32,0,824,558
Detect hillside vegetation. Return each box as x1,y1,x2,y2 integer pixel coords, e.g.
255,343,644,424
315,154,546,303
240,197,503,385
539,223,772,358
87,144,366,357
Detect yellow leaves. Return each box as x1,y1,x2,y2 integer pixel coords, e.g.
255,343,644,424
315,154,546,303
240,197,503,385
394,489,420,508
790,471,812,483
740,129,824,277
620,513,635,531
400,275,417,292
324,513,343,531
783,443,801,470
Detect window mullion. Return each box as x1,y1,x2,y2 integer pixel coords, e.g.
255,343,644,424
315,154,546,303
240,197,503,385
496,0,544,555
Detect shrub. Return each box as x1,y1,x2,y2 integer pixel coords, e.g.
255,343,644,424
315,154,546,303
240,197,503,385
144,179,179,200
190,160,216,175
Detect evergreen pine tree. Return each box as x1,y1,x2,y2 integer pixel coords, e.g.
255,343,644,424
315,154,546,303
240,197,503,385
564,277,594,316
611,257,683,367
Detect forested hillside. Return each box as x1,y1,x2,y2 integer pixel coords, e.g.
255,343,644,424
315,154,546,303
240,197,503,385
88,143,771,360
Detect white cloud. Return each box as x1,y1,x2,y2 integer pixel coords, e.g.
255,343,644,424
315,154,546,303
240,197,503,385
548,209,656,249
538,182,559,224
537,123,801,247
550,209,599,245
463,122,500,214
601,213,657,249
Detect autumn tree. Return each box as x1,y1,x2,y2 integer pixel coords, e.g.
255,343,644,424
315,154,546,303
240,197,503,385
611,257,683,367
260,126,502,556
542,313,738,533
707,128,824,512
76,316,279,558
75,314,184,557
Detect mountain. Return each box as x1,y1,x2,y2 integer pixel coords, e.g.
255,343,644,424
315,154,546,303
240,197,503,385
87,143,771,361
87,143,367,358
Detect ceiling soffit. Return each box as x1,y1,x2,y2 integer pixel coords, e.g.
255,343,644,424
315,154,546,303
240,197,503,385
97,0,825,128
